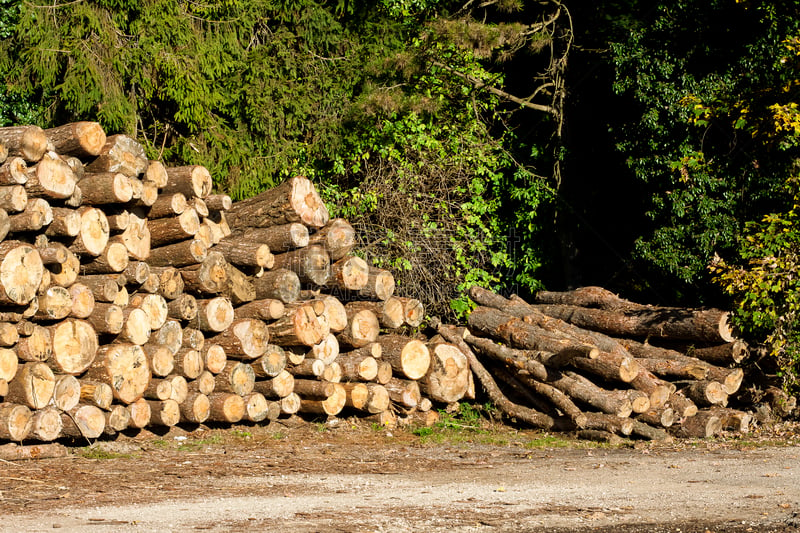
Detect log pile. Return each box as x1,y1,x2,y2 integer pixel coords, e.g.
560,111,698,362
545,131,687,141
450,285,790,441
0,122,469,443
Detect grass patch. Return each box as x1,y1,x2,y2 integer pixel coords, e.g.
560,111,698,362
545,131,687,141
78,447,133,460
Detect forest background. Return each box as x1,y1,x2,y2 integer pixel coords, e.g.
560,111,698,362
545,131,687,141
1,0,800,388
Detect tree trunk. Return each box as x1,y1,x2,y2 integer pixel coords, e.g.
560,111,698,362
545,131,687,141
212,240,273,268
252,369,295,399
51,374,81,411
79,379,114,410
0,157,28,185
5,362,55,409
60,404,105,439
147,209,200,247
269,304,328,346
162,165,213,198
225,176,329,230
187,297,235,333
688,340,750,366
250,345,287,378
234,298,286,321
345,298,404,329
147,238,207,267
252,268,300,303
355,268,395,301
146,399,181,427
682,380,728,407
0,125,48,162
0,241,44,305
207,318,270,360
419,340,470,403
207,392,245,423
671,410,722,438
77,172,133,204
229,223,309,253
180,392,211,424
29,407,63,441
337,309,379,349
271,245,330,286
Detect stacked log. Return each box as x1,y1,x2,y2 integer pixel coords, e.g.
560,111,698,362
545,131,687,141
0,122,462,442
454,285,772,441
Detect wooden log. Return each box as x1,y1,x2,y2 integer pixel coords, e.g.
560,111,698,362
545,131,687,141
688,340,750,366
337,309,379,349
116,307,152,345
419,340,469,403
318,295,347,333
325,255,368,293
668,392,699,418
630,420,673,441
153,320,183,355
252,369,294,399
214,361,255,396
0,125,47,162
47,319,99,375
252,268,300,303
84,344,151,404
118,213,151,261
51,374,81,411
269,304,328,347
229,223,309,253
25,152,76,199
84,302,124,336
143,378,173,401
179,392,211,424
396,296,425,328
250,345,287,378
147,266,184,300
47,249,80,288
144,160,169,188
79,379,114,410
0,241,44,305
307,218,355,261
147,192,187,219
80,242,130,276
140,343,175,378
308,333,339,365
710,407,752,433
179,252,228,296
346,298,404,329
234,298,286,321
682,380,728,407
165,374,189,404
279,392,301,415
240,391,270,422
60,404,105,439
77,172,133,204
34,285,72,320
0,403,32,441
45,122,106,157
102,404,130,434
0,184,27,212
15,327,50,363
187,297,235,333
84,134,147,177
0,157,28,185
377,334,431,380
77,275,120,303
126,398,152,429
164,293,197,322
636,407,675,428
705,367,744,395
286,358,326,379
28,407,63,442
5,362,54,409
207,318,270,360
148,209,200,247
636,357,710,381
146,399,180,427
182,326,206,352
671,410,722,438
129,293,169,330
221,263,256,305
202,344,227,374
626,389,651,414
207,392,245,423
0,322,18,347
68,207,110,257
336,352,378,382
353,268,395,301
173,348,204,380
226,176,329,230
162,165,213,198
271,245,330,286
628,367,675,409
212,239,273,269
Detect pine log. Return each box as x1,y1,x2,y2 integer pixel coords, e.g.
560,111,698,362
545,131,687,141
307,218,355,261
202,343,227,374
230,223,309,253
252,369,295,399
0,241,44,305
419,340,470,403
212,239,273,268
60,404,106,439
213,361,255,396
705,367,744,395
102,404,130,434
181,326,205,351
636,358,710,381
286,358,326,379
143,378,173,401
240,391,270,422
0,157,28,185
15,326,49,363
325,255,368,292
154,320,183,354
336,352,379,382
146,399,180,427
128,293,169,331
50,374,80,411
79,380,114,410
318,295,347,333
306,333,339,365
682,380,728,407
126,398,152,429
116,307,152,345
0,403,32,441
668,392,699,418
711,407,752,433
671,410,722,438
376,334,430,380
179,392,211,424
5,362,54,409
67,207,110,257
269,304,328,346
207,318,270,360
337,308,379,349
346,298,404,329
226,176,329,230
80,242,129,275
0,322,18,347
250,345,287,378
0,125,48,162
84,344,151,404
84,302,124,336
84,134,147,177
173,348,204,380
0,185,27,212
147,192,187,219
252,268,300,303
628,367,675,409
636,407,675,428
148,209,200,247
187,297,235,333
46,319,99,375
162,165,213,198
147,266,185,300
165,374,189,403
144,160,169,188
29,407,63,441
355,268,395,301
34,285,72,320
687,340,750,366
271,245,330,286
207,392,245,423
395,296,425,328
25,152,76,199
77,172,133,204
220,263,255,305
46,248,79,288
234,298,286,321
118,213,151,261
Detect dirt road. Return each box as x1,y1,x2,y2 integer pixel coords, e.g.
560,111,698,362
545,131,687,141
1,420,799,532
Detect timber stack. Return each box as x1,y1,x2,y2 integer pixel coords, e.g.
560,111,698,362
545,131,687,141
438,285,792,442
0,122,467,443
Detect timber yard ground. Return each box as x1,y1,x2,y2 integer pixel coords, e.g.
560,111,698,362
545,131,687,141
1,417,799,532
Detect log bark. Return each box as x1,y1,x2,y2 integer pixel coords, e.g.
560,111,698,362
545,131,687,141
84,302,124,336
636,407,675,428
202,343,227,374
337,308,379,349
0,184,27,212
77,172,133,204
688,340,750,366
25,152,77,199
269,304,328,347
682,380,728,407
79,380,114,410
671,410,722,438
355,268,395,301
207,318,270,360
207,392,245,423
345,298,404,330
214,361,255,396
180,392,211,424
60,404,106,439
271,245,330,286
212,239,273,268
252,369,295,399
226,176,329,230
234,298,286,321
250,345,287,378
147,192,187,219
29,407,63,441
419,340,470,403
187,297,235,333
173,348,204,380
147,209,200,247
146,399,181,427
0,157,28,185
5,362,55,409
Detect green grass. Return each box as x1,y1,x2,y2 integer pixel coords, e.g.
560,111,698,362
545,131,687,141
77,447,133,460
